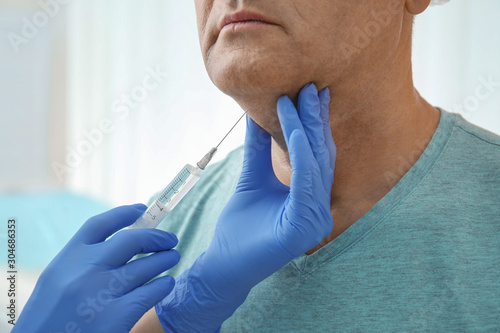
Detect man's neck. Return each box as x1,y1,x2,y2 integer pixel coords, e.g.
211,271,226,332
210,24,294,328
270,65,440,254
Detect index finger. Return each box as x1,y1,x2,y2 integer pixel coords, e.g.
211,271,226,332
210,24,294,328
73,204,147,244
99,228,179,267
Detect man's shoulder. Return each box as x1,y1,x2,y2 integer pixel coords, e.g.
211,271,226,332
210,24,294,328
439,110,500,175
451,111,500,151
428,110,500,208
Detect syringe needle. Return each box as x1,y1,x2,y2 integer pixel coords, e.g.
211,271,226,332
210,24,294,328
215,109,249,149
197,108,249,170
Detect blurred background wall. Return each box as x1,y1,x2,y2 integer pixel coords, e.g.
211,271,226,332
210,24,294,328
0,0,499,326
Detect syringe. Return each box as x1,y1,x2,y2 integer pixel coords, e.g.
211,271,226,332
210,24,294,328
130,110,247,229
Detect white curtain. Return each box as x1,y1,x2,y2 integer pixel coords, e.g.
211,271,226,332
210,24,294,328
65,0,500,206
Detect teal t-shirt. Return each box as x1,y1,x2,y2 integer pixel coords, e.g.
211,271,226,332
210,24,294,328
154,108,500,332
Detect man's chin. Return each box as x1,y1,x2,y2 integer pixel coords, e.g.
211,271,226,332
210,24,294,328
206,50,307,94
212,71,305,100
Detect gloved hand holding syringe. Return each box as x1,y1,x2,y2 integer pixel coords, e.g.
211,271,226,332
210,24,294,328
130,110,248,229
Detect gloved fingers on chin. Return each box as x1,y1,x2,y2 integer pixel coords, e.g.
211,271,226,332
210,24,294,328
278,92,329,193
99,228,179,267
297,83,326,156
75,204,147,245
297,84,334,195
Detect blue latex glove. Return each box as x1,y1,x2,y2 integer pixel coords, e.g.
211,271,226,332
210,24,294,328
13,204,180,333
156,83,336,332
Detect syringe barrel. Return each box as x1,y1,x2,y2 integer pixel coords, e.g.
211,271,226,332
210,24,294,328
130,164,202,229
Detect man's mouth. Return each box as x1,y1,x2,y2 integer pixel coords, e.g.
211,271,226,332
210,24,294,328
219,10,277,32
